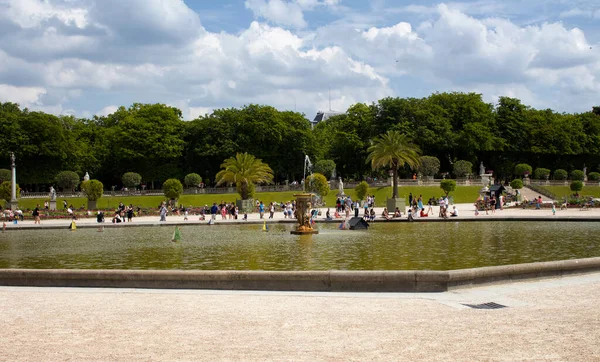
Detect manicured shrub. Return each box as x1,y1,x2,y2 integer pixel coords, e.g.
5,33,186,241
514,164,532,177
81,180,103,201
553,169,568,180
588,172,600,181
510,179,523,190
571,170,585,181
306,173,329,197
122,172,142,189
533,168,550,180
440,179,456,196
55,171,80,192
313,160,336,179
0,181,19,203
184,173,202,187
163,179,184,200
0,169,10,184
570,181,583,196
453,160,472,177
355,181,369,200
417,156,440,177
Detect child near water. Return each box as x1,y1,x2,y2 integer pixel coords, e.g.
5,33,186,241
552,203,556,215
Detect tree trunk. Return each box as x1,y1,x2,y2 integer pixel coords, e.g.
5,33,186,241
392,167,398,199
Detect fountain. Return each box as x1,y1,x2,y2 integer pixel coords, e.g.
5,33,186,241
290,193,319,235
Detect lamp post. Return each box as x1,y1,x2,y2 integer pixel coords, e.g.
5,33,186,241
9,151,18,210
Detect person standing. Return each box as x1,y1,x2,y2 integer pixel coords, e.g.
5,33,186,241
354,200,360,217
259,201,265,219
32,204,41,224
417,194,423,210
269,202,274,219
210,203,218,220
159,202,167,222
127,204,134,222
408,193,413,207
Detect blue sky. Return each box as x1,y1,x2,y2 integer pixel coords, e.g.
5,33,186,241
0,0,599,119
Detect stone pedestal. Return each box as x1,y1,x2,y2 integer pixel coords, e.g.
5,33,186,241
480,173,493,186
49,200,57,211
387,197,406,213
10,201,18,211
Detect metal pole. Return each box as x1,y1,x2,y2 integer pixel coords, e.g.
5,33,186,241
303,155,306,191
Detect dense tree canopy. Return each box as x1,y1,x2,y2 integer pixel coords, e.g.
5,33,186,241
2,91,600,192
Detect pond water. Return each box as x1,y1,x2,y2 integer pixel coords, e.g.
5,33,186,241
0,222,599,271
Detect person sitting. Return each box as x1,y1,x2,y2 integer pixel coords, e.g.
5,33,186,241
420,208,429,217
369,208,376,221
450,206,459,217
334,210,341,218
325,208,332,220
381,208,391,220
112,213,122,223
243,213,248,221
393,207,402,218
96,211,105,223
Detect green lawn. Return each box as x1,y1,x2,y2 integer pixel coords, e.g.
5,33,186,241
538,186,600,199
12,185,482,210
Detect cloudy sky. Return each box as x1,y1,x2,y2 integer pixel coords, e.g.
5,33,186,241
0,0,599,120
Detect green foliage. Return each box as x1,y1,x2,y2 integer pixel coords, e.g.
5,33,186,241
367,130,421,198
184,173,202,187
588,172,600,181
122,172,142,188
533,168,551,180
0,169,10,184
236,181,255,200
306,173,329,197
81,180,103,201
571,170,585,181
570,181,583,194
55,171,80,191
514,164,532,177
163,178,183,200
553,169,568,180
313,160,336,179
440,179,456,196
452,160,472,177
510,179,523,190
216,153,274,200
417,156,440,177
355,181,369,200
0,181,19,203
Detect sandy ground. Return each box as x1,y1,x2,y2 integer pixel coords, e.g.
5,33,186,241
4,202,600,229
1,273,599,361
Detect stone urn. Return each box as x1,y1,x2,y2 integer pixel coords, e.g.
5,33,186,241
291,193,318,235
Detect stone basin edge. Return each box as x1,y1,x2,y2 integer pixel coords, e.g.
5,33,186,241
0,257,599,292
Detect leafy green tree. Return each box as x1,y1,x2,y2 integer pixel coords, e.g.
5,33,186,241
355,181,369,201
81,180,103,201
570,181,583,196
163,179,183,200
533,168,551,180
571,170,585,181
306,173,329,197
313,160,336,179
514,164,532,177
55,171,80,192
367,130,421,199
216,153,274,200
0,169,10,184
588,172,600,181
440,179,457,196
0,181,19,203
122,172,142,189
417,156,440,177
553,169,568,180
510,179,523,190
236,181,256,200
452,160,473,178
184,173,202,187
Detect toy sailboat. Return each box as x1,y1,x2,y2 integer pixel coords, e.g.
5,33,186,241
172,226,182,242
262,221,269,232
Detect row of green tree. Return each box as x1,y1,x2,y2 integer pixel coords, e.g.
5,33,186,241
1,92,599,191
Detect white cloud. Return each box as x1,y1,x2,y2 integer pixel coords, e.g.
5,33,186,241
245,0,307,28
96,105,118,117
0,84,46,105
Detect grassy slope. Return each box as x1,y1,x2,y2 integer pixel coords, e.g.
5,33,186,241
537,185,600,199
13,186,482,210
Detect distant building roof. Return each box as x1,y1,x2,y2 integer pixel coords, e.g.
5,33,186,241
310,110,343,127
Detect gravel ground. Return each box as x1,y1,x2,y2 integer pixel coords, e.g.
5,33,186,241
1,273,600,361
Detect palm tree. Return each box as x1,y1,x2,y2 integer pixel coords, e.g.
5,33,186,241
366,130,421,199
215,152,274,200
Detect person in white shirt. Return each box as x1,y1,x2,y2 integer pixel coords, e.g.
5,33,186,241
450,206,459,217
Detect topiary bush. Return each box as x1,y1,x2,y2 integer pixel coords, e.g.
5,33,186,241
440,179,456,196
553,169,568,180
453,160,473,178
533,168,551,180
122,172,142,189
514,164,532,177
0,169,10,184
184,173,202,187
55,171,80,192
588,172,600,181
306,173,329,197
510,179,523,190
163,179,184,200
0,181,19,203
81,180,103,201
570,180,583,196
417,156,440,177
571,170,585,181
313,160,336,179
355,181,369,201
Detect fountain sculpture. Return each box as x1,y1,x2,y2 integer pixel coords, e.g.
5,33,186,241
290,193,319,235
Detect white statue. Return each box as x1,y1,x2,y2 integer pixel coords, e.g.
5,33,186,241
49,186,56,201
479,162,485,176
83,172,90,181
337,177,345,196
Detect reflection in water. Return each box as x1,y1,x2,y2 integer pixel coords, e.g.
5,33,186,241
0,222,599,270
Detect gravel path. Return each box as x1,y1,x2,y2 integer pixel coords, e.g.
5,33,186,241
2,273,600,361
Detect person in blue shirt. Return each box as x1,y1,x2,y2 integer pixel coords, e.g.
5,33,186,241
210,203,218,220
259,201,265,219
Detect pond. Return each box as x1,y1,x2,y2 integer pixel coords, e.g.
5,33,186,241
1,222,599,271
